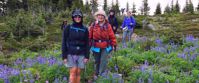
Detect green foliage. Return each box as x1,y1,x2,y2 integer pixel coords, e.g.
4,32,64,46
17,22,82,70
6,11,46,40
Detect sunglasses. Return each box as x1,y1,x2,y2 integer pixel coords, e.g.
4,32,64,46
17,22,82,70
74,16,81,18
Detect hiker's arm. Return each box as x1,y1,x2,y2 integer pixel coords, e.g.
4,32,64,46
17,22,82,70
85,28,90,59
108,24,117,47
88,24,94,47
62,26,69,60
115,18,119,29
132,17,136,27
121,17,126,28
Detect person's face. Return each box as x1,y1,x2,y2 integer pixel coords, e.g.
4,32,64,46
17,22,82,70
64,21,67,24
74,16,82,23
110,12,114,15
97,14,105,22
127,12,131,17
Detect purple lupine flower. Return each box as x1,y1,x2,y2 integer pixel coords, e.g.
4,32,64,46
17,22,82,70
151,46,167,53
25,58,35,68
148,78,152,83
54,50,59,53
63,76,67,81
178,53,187,59
149,69,153,78
57,60,63,66
190,53,197,61
196,80,198,83
46,80,49,83
185,35,195,43
37,56,47,64
155,38,162,46
30,79,35,83
175,79,180,83
48,56,57,66
114,65,119,72
138,77,144,83
22,70,30,76
10,68,20,76
4,78,10,83
14,58,23,66
166,80,170,83
54,78,59,83
21,63,25,69
144,60,149,66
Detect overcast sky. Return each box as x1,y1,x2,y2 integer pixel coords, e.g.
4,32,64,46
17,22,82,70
83,0,198,15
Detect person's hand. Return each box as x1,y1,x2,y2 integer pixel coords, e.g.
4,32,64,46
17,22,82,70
63,59,67,64
113,26,116,30
83,58,89,64
112,46,116,51
123,27,128,31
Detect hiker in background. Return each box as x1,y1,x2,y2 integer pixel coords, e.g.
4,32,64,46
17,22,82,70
62,9,89,83
121,11,136,48
108,10,119,34
89,10,117,77
61,20,68,30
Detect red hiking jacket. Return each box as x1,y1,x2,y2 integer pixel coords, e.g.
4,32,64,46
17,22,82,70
89,20,117,48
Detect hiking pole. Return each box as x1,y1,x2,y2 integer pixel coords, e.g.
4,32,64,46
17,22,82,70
83,63,86,83
113,46,119,73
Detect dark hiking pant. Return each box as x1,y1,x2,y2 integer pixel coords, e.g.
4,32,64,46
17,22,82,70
93,48,109,76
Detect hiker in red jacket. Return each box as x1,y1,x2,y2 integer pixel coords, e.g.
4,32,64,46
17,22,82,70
89,10,117,77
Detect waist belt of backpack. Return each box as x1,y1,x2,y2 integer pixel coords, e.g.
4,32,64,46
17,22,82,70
94,40,110,43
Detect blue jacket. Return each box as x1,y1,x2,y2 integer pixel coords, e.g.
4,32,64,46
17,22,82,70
121,16,136,30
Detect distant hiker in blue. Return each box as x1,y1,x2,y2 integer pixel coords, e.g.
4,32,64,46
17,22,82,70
61,20,67,30
108,10,118,34
121,11,136,48
62,9,89,83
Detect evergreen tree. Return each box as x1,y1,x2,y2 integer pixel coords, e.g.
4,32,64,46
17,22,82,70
126,1,129,12
175,0,180,13
188,0,194,13
6,0,21,11
197,1,199,11
111,0,114,8
132,2,136,14
155,3,161,15
85,0,91,12
58,0,66,11
143,0,150,15
90,0,98,15
171,0,174,12
71,0,84,10
164,4,171,14
183,0,189,13
115,0,120,15
103,0,108,12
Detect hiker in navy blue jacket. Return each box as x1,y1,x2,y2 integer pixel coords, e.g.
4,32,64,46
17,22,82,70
108,10,118,34
61,20,67,30
62,9,89,83
121,11,136,48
